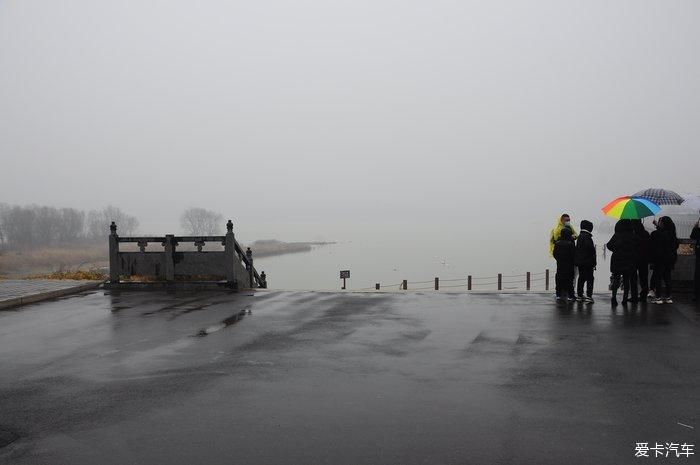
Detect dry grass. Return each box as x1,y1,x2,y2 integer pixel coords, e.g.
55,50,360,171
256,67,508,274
0,244,107,278
26,269,108,281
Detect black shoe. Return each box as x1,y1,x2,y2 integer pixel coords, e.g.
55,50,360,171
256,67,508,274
611,297,618,307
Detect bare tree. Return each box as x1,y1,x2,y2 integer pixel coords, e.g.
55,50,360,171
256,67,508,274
58,208,85,244
1,206,36,249
86,206,139,239
0,204,138,248
180,207,224,235
34,206,62,247
86,210,103,240
0,203,8,246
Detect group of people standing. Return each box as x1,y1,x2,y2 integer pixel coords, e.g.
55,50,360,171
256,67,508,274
606,216,678,305
549,213,700,306
549,214,596,303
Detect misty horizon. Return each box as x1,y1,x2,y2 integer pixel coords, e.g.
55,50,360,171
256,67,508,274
1,0,699,275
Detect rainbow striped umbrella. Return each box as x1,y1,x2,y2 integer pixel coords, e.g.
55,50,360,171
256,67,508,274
602,196,661,219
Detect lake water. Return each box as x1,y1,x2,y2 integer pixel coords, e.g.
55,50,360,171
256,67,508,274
251,221,614,291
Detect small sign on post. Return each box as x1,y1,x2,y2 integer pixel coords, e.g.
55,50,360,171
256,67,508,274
340,270,350,289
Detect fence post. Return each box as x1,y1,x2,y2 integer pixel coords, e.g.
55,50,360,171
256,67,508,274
435,277,439,290
498,273,502,291
402,279,407,290
467,275,472,291
109,222,119,282
526,272,531,291
375,283,380,290
545,269,550,291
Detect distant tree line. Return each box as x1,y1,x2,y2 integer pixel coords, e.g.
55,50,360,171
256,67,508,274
0,204,229,250
0,204,139,249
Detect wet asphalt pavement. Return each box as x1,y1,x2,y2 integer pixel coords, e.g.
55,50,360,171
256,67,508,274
1,290,699,465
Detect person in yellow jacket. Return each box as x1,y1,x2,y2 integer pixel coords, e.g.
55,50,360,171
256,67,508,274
549,214,578,257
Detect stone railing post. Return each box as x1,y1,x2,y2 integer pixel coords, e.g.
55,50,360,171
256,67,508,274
109,222,119,282
245,247,254,288
260,271,267,289
163,234,176,281
224,220,236,287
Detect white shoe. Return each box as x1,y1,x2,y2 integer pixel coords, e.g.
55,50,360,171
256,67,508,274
665,298,673,304
652,298,664,304
647,290,656,298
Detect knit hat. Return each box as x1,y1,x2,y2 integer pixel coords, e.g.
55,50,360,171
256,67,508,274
580,220,593,232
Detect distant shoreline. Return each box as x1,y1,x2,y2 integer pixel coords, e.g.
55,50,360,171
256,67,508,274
0,239,336,278
247,240,336,258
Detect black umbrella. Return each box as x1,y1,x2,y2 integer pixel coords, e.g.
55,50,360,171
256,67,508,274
632,188,684,206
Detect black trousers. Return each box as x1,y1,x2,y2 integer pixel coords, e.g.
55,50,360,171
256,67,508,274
556,269,575,298
695,256,699,298
653,263,673,298
622,271,638,301
577,265,594,297
637,262,649,297
611,270,637,301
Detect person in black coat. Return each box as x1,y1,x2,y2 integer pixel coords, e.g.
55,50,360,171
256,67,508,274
606,219,639,306
631,220,651,300
649,216,679,303
553,227,576,301
691,218,700,302
575,220,596,302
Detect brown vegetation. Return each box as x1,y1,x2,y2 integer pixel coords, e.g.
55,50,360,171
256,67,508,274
26,269,108,281
0,244,107,278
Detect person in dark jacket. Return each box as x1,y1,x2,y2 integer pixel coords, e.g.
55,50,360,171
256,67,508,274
553,227,576,301
649,216,679,304
575,220,596,303
692,218,700,302
606,219,639,306
631,220,651,300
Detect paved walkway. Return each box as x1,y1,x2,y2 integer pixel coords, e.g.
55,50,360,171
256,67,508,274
0,279,103,310
0,290,699,464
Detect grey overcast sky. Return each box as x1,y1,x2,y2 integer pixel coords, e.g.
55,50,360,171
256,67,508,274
0,0,698,238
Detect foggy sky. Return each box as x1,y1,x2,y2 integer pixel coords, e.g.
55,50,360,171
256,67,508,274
1,0,698,241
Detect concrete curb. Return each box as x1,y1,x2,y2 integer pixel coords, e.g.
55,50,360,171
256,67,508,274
0,281,105,311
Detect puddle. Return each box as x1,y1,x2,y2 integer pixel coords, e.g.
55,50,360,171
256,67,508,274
195,306,250,336
0,428,19,448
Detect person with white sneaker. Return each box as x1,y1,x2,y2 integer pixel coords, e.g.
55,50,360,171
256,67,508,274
575,220,596,303
649,216,679,304
606,220,639,306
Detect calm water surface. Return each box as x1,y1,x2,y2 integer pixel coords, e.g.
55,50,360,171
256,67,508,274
252,222,614,291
